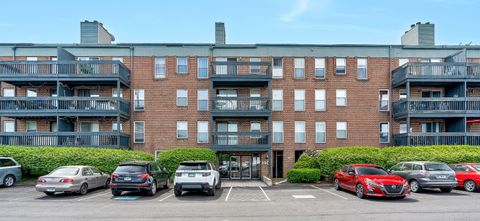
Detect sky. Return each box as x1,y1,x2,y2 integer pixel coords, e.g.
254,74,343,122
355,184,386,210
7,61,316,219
0,0,478,45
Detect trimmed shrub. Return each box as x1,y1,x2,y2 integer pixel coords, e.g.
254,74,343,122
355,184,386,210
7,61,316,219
0,146,153,176
294,154,318,169
157,147,217,177
287,168,321,183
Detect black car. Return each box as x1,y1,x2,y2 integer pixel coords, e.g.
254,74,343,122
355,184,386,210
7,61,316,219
110,161,169,196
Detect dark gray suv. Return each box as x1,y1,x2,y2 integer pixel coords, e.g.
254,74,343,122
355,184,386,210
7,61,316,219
389,161,457,193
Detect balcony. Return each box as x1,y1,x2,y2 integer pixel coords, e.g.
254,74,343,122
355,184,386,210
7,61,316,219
211,132,270,152
392,97,480,119
392,62,480,87
210,61,271,86
0,61,130,86
211,97,270,117
0,97,130,119
0,132,130,149
394,133,480,146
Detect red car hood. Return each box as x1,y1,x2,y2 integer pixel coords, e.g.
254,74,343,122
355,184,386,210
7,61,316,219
360,175,406,185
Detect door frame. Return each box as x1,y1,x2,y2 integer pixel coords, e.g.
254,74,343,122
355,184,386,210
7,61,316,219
229,155,252,180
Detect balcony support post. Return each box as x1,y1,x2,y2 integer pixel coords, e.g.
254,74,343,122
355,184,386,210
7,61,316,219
116,80,121,148
406,81,411,146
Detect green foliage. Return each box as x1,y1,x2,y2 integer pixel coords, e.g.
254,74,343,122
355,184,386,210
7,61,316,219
287,168,321,183
157,148,217,177
294,154,318,169
0,146,153,176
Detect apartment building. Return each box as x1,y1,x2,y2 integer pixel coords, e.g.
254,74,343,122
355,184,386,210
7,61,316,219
0,21,479,179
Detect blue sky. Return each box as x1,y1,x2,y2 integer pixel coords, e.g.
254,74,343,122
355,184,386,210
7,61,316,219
0,0,478,45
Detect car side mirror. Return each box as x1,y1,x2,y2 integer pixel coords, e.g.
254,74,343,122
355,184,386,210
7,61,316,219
387,169,392,173
348,171,355,176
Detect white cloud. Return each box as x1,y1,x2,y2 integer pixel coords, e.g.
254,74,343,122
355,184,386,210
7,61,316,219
280,0,311,22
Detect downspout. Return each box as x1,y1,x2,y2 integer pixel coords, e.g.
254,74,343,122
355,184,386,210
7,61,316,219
388,45,393,146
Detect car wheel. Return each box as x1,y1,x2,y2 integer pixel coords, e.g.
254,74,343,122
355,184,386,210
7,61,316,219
215,179,222,189
111,189,122,196
104,179,111,189
146,181,157,196
208,186,215,196
174,186,182,197
440,187,452,193
3,175,16,187
44,192,55,196
79,183,88,195
333,178,341,190
163,179,170,189
409,180,423,193
464,180,477,192
355,183,366,199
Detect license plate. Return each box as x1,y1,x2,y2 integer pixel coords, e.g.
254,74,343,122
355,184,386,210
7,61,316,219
46,188,55,192
437,175,447,179
188,173,195,177
124,177,131,181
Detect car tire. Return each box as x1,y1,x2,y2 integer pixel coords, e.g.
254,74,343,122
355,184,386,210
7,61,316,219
409,180,423,193
174,186,182,197
440,187,452,193
79,183,88,195
355,183,366,199
163,179,170,189
146,181,157,196
333,178,341,190
104,179,111,189
215,179,221,189
464,180,478,192
207,186,215,196
111,189,122,196
44,192,55,196
3,175,16,187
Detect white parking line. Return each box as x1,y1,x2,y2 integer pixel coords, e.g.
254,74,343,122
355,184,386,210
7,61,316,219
158,194,174,202
77,191,110,201
310,185,348,200
225,187,233,202
259,186,270,201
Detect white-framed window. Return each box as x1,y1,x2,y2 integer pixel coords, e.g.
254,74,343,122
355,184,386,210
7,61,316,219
197,89,208,111
272,89,283,111
399,58,409,66
177,121,188,139
112,122,123,132
336,58,346,75
315,58,325,79
112,57,123,63
3,88,14,97
380,122,390,143
27,89,37,97
294,89,305,111
399,89,407,99
250,122,261,138
134,89,145,110
155,57,166,79
134,121,145,143
176,89,188,106
294,58,305,79
272,58,283,78
197,57,209,79
295,121,306,143
250,58,261,73
315,121,326,143
3,121,15,132
336,89,347,106
379,90,390,111
26,121,37,132
177,57,188,74
27,57,38,61
315,89,326,111
197,121,209,143
112,88,123,98
272,121,284,143
399,123,407,134
336,122,347,139
357,58,368,79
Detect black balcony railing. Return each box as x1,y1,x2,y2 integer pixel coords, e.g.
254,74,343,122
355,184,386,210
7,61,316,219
392,62,480,86
392,97,480,118
211,132,270,150
0,132,130,148
210,61,272,78
211,97,270,112
394,133,480,146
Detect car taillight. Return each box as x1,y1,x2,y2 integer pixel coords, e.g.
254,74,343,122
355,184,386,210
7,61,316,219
111,173,119,179
137,173,150,179
202,172,211,177
37,178,46,183
175,172,182,177
59,178,74,183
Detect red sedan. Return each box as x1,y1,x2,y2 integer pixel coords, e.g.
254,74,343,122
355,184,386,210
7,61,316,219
333,164,410,199
449,163,480,192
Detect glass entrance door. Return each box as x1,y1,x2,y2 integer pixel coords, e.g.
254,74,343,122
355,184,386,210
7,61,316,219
229,155,251,179
240,156,251,179
230,156,241,179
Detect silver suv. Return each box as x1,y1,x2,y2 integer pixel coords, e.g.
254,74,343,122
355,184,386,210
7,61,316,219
389,161,457,193
0,157,22,187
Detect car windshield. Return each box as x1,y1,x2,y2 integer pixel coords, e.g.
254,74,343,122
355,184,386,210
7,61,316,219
115,165,146,173
356,167,388,175
178,163,208,170
471,165,480,171
50,167,80,176
425,163,451,171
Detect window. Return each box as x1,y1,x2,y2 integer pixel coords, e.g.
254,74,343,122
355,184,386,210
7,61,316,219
112,88,123,98
3,88,14,97
315,58,325,79
315,89,326,111
250,122,261,138
272,89,283,111
0,159,16,167
112,122,123,132
336,58,346,75
295,150,305,162
294,58,305,79
26,121,37,132
176,57,188,74
134,121,145,143
3,121,14,132
197,57,208,78
177,121,188,139
272,121,284,143
197,89,208,111
112,57,123,63
155,57,166,79
380,122,390,143
134,89,145,110
250,58,261,73
295,121,306,143
197,121,208,143
50,122,57,132
399,90,407,99
400,123,407,134
315,122,326,143
336,89,347,106
357,58,368,79
399,58,409,66
336,122,347,139
272,58,283,78
176,89,188,106
27,89,37,97
294,89,305,111
379,90,389,111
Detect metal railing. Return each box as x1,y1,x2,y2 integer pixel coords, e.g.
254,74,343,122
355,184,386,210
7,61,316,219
0,132,130,148
211,132,270,146
210,61,272,78
392,97,480,117
394,133,480,146
211,97,270,112
392,62,480,85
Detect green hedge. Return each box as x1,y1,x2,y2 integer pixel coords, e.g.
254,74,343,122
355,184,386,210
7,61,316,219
157,147,217,177
287,168,321,183
0,146,154,176
294,154,318,169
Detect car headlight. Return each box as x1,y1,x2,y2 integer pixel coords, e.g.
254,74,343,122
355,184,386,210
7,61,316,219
365,178,383,188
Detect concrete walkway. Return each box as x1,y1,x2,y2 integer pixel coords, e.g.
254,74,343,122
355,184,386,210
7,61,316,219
221,179,267,187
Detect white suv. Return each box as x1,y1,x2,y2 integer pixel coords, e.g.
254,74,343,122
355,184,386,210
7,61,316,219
173,161,221,196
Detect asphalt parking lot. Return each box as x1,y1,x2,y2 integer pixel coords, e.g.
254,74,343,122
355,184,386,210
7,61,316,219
1,183,480,221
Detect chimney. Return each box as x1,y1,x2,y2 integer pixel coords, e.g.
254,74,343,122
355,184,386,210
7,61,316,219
401,22,435,46
215,22,226,45
80,20,115,44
